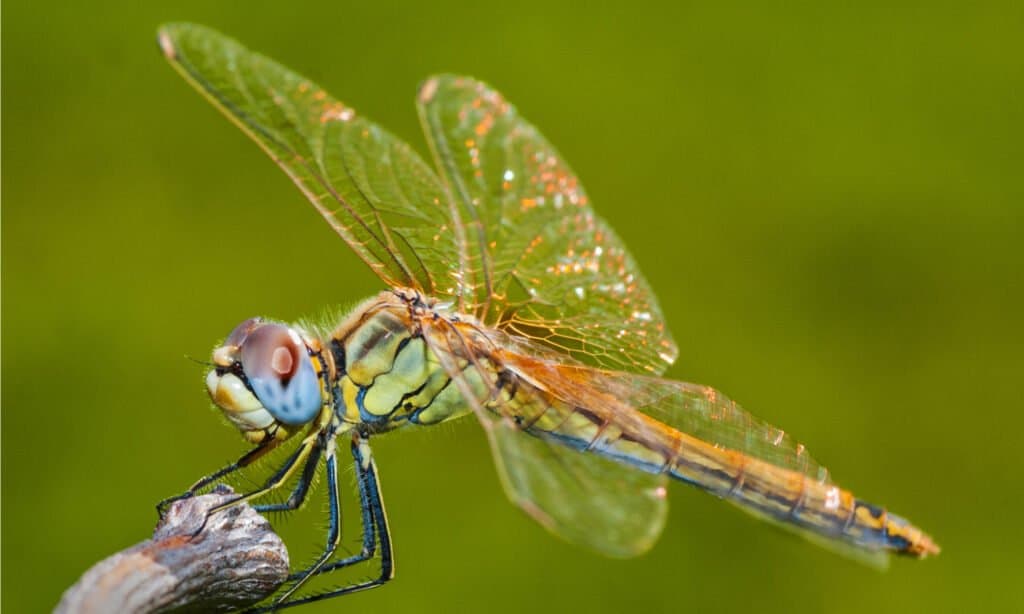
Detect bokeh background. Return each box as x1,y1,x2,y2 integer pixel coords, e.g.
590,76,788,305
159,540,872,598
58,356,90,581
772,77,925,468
4,2,1022,612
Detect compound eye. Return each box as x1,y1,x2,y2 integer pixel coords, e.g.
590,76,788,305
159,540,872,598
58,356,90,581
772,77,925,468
225,317,264,348
238,323,321,424
241,325,300,383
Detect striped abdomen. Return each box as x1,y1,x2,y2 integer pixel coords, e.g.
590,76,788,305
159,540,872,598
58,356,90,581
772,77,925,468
496,371,939,560
666,430,939,559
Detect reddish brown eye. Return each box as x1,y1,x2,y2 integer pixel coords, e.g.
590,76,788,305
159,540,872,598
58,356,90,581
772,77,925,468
225,317,264,347
234,322,321,425
240,324,300,383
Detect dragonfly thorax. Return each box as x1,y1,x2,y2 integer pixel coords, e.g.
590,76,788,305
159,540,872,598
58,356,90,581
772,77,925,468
330,292,481,432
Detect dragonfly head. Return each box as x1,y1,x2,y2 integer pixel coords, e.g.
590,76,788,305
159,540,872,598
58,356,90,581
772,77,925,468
206,318,324,443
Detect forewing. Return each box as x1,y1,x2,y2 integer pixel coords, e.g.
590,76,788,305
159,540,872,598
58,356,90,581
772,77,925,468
417,75,678,374
419,316,668,558
159,24,461,293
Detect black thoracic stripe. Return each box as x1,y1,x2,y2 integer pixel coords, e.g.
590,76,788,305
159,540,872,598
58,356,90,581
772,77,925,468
392,335,411,361
348,312,405,366
407,375,456,424
369,334,416,385
329,338,346,375
333,302,383,362
390,367,438,414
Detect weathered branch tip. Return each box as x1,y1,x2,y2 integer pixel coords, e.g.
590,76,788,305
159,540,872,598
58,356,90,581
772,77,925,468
56,486,289,614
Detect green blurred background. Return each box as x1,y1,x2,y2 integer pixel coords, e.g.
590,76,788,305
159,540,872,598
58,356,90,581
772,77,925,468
4,1,1022,612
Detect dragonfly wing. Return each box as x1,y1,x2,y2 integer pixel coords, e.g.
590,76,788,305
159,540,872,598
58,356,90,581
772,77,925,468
419,317,668,558
420,313,920,566
493,348,902,567
417,75,678,374
519,360,832,482
163,26,678,375
159,24,461,294
488,416,669,558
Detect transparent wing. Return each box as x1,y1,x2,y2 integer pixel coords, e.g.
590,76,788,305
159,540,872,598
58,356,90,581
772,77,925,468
521,361,832,482
422,317,913,565
490,346,896,567
489,418,669,558
419,316,668,557
471,322,830,482
159,24,461,294
162,27,678,374
417,75,678,374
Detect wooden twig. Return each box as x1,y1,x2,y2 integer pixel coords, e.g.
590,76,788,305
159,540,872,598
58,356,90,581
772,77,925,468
56,486,289,613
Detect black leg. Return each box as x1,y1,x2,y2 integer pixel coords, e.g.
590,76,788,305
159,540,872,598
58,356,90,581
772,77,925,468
156,439,277,517
194,435,320,536
243,433,395,613
253,439,323,514
268,441,343,603
290,435,385,575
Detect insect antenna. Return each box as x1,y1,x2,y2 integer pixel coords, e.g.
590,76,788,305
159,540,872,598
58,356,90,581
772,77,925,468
185,354,214,367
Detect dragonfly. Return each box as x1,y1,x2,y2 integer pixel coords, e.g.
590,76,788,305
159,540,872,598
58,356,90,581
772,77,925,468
156,23,939,612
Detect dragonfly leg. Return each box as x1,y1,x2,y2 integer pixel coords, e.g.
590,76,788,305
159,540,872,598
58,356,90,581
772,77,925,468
156,438,278,517
252,439,323,514
289,433,385,574
265,438,343,603
192,434,321,536
243,432,395,613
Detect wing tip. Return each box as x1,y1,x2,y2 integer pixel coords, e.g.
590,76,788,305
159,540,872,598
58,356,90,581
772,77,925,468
156,25,177,61
418,74,498,105
417,77,440,104
417,74,466,104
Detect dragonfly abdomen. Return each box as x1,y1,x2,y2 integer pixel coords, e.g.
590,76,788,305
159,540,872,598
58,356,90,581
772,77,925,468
490,357,939,561
668,438,939,559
